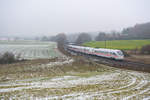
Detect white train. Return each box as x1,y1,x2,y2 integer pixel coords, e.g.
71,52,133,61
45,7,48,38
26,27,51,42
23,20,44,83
67,45,124,60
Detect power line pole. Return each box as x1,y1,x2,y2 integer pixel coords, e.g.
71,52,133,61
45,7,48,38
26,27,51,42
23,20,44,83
105,40,106,48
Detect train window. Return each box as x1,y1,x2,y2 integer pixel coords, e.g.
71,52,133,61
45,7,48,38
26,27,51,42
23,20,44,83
103,51,107,54
117,51,123,56
112,52,117,56
98,51,101,53
110,52,113,55
96,50,100,53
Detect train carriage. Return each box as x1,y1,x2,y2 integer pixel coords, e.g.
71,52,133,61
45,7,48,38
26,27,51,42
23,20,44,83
67,45,124,60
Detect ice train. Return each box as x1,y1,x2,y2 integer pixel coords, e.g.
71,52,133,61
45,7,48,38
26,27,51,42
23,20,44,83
67,45,124,60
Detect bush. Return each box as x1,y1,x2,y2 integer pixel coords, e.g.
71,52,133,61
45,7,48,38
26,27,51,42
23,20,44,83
0,52,19,64
122,50,130,57
141,45,150,54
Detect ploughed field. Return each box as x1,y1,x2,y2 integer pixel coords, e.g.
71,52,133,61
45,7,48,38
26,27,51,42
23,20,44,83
83,39,150,50
0,56,150,100
0,41,63,59
0,40,150,100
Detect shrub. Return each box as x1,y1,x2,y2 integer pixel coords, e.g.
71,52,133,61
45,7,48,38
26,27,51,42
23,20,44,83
122,50,130,57
0,52,19,64
141,45,150,54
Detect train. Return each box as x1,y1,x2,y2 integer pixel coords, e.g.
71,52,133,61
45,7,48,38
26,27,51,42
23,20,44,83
67,45,124,60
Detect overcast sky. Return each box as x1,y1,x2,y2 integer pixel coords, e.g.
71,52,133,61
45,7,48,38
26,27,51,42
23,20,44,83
0,0,150,36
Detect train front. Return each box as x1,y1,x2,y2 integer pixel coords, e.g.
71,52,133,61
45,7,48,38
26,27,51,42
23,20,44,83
116,50,124,60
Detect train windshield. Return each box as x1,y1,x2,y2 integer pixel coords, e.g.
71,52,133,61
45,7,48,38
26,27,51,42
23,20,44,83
117,51,123,56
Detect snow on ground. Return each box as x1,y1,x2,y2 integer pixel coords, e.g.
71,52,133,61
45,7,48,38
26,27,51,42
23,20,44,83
0,41,150,100
0,72,118,93
0,68,150,100
0,41,63,59
24,57,74,71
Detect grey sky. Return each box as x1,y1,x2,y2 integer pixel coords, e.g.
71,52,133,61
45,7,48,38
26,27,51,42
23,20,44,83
0,0,150,36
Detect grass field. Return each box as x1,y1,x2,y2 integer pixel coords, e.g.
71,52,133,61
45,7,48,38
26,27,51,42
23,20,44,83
83,39,150,50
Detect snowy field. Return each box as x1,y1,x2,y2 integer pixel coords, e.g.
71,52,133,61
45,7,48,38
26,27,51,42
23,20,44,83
0,41,150,100
0,41,63,59
0,57,150,100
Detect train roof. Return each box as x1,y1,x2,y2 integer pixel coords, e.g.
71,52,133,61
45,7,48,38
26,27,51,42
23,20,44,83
68,45,122,52
94,48,121,52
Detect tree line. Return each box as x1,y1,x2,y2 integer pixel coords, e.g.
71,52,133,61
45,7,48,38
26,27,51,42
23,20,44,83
37,22,150,54
40,22,150,44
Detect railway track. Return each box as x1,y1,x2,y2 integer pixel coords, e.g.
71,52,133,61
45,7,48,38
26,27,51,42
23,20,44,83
67,49,150,73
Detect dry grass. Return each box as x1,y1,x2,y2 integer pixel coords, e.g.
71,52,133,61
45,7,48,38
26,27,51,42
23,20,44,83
0,56,112,81
0,56,150,100
125,54,150,64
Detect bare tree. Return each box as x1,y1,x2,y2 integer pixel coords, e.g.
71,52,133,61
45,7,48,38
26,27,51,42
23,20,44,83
141,45,150,54
76,33,92,44
55,33,67,45
95,32,106,41
55,33,68,55
121,22,150,39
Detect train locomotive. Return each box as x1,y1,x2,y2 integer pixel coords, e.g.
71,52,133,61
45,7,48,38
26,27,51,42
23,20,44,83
67,45,124,60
